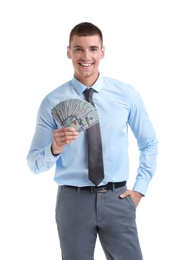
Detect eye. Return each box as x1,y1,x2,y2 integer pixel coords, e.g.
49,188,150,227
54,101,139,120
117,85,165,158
90,47,98,52
74,47,83,52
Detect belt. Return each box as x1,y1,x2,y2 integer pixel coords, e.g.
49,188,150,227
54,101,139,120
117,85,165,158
64,181,126,193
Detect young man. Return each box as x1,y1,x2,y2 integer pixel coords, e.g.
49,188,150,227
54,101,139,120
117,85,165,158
27,22,158,260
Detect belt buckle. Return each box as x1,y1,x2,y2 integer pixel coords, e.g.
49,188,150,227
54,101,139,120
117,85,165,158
92,185,107,193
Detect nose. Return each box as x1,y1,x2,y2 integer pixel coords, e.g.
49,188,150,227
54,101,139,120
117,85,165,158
82,50,90,60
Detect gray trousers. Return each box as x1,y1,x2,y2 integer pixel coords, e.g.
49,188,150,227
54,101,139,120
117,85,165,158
55,185,143,260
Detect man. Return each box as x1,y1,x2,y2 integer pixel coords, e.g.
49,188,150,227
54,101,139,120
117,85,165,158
27,22,158,260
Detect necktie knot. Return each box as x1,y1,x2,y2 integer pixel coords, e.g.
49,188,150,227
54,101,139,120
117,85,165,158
84,88,94,105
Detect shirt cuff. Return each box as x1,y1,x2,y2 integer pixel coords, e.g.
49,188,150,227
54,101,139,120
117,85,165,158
132,179,149,196
45,144,60,160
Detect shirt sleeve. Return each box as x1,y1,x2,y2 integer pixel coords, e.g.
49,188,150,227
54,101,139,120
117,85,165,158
26,96,60,174
127,87,158,195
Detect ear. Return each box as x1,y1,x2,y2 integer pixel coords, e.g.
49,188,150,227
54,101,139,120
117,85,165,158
101,46,105,59
67,46,71,59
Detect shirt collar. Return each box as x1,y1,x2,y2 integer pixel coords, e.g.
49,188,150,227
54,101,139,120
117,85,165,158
71,74,103,95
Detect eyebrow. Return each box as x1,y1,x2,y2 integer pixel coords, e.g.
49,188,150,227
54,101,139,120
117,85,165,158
73,45,99,49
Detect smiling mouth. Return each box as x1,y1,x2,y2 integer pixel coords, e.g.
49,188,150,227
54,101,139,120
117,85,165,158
79,62,93,67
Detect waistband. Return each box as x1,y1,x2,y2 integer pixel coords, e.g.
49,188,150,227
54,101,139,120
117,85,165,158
63,181,126,193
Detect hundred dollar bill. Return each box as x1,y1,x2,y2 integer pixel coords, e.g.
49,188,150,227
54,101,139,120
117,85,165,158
51,99,99,132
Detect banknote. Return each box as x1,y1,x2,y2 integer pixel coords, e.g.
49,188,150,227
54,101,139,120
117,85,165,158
51,99,99,132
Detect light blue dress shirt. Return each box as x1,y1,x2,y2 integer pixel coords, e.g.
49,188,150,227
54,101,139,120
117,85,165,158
27,75,158,195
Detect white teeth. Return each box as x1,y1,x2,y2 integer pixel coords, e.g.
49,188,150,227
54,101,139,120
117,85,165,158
80,63,91,67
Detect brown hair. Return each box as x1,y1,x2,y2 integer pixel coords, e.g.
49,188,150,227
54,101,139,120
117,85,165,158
69,22,103,46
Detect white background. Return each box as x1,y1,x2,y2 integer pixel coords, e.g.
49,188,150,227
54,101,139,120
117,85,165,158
0,0,196,259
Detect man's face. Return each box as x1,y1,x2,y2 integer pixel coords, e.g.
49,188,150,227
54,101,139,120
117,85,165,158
67,35,105,86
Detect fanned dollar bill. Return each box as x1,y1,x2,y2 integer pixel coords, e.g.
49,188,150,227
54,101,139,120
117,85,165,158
51,99,99,132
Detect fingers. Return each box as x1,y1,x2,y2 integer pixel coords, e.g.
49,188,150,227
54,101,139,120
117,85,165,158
119,190,132,199
120,190,143,207
53,127,78,147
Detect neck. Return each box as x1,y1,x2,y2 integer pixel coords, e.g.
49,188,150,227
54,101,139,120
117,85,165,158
74,73,99,87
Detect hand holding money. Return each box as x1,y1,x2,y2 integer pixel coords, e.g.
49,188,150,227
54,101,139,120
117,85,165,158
51,127,78,155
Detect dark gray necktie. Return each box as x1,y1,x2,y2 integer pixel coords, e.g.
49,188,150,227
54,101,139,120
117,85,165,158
83,88,104,186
